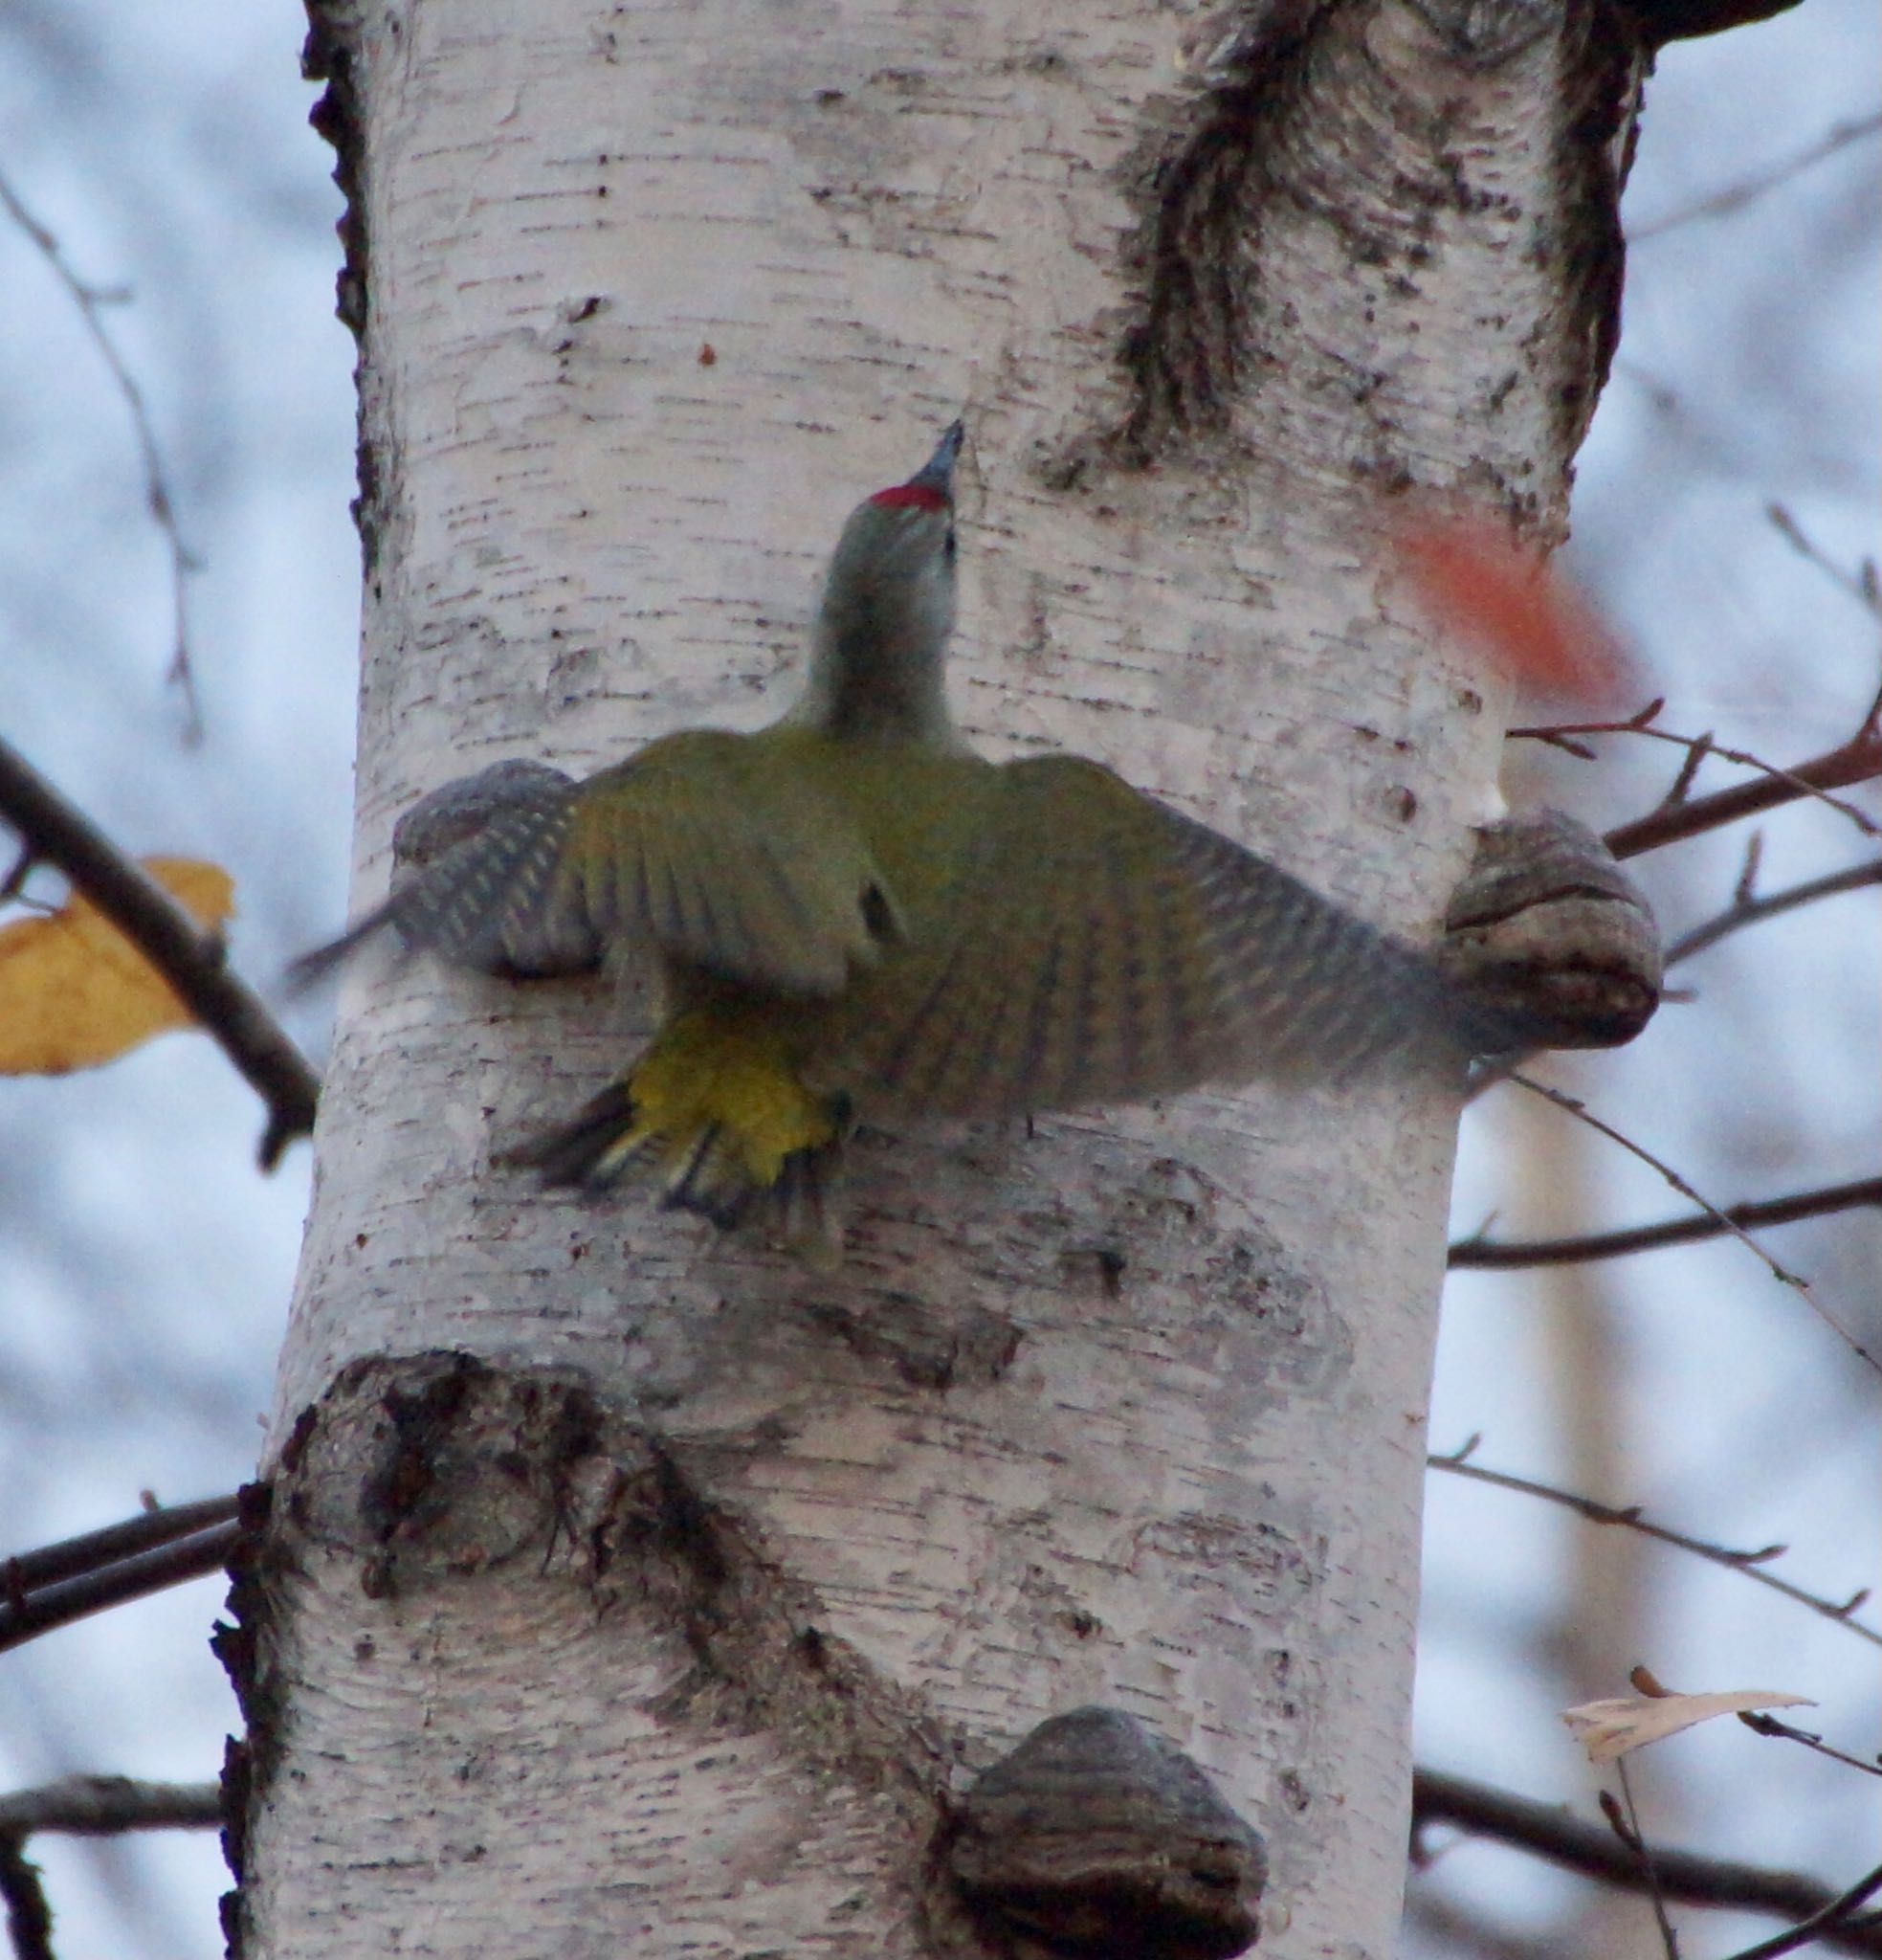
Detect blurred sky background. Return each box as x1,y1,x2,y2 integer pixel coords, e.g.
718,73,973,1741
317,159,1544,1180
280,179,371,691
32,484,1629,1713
0,2,1875,1954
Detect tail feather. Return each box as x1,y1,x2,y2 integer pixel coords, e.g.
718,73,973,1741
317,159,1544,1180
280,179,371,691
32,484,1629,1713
502,1037,849,1247
501,1082,647,1186
663,1123,757,1228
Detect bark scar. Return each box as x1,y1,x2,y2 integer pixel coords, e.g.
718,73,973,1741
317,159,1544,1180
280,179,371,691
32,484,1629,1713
264,1353,962,1867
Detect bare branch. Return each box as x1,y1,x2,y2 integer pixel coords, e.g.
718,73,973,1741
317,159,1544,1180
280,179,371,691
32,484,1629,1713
1720,1860,1882,1960
1766,504,1882,620
1666,859,1882,967
1508,1071,1882,1371
1610,1759,1679,1958
0,167,204,742
1510,705,1882,854
0,1523,238,1655
1731,831,1762,908
1412,1769,1882,1956
0,1777,220,1960
1,1493,246,1654
3,1494,240,1595
1601,717,1882,860
1505,697,1665,746
1448,1174,1882,1271
0,1777,219,1838
1427,1449,1881,1648
1504,1072,1818,1296
0,736,320,1169
0,1834,54,1960
1738,1711,1882,1782
1628,110,1882,243
1663,726,1715,809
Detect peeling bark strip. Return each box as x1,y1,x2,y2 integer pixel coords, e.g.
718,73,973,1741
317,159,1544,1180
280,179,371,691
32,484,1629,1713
269,0,1660,1949
301,1,385,571
300,4,368,345
210,1481,282,1960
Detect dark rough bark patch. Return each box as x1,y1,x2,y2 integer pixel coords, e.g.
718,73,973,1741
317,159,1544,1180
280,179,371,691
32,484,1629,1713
941,1705,1267,1959
1614,0,1801,45
1440,808,1662,1046
301,0,384,574
621,1428,959,1836
796,1289,1025,1392
1111,4,1328,465
1399,0,1557,62
1542,0,1639,465
277,1351,609,1596
210,1480,284,1960
1095,0,1635,507
267,1353,963,1873
300,6,366,345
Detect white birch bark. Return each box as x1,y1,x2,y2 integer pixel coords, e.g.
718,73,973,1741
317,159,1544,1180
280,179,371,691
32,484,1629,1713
241,0,1637,1951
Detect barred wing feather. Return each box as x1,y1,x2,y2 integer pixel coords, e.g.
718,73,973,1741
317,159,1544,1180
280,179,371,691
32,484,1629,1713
831,755,1477,1119
297,731,897,997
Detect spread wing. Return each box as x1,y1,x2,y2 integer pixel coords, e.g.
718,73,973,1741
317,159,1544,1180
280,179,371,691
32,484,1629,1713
825,754,1497,1119
295,730,898,997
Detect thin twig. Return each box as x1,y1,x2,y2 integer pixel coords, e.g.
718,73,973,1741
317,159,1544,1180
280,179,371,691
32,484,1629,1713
0,167,203,741
1613,1757,1680,1958
3,1494,240,1597
1732,832,1763,908
1625,731,1881,838
1629,110,1882,242
1510,702,1882,852
1663,729,1715,809
1737,1711,1882,1782
1411,1769,1882,1956
0,1522,239,1655
1666,859,1882,967
1448,1174,1882,1272
1506,1072,1819,1296
0,735,320,1168
1508,696,1668,745
1504,1074,1882,1373
0,1777,219,1838
1725,1858,1882,1951
1428,1446,1881,1649
1766,504,1882,621
1604,715,1882,859
1721,1860,1882,1960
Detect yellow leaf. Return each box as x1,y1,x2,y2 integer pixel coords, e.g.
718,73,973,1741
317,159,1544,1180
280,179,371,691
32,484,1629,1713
0,857,235,1073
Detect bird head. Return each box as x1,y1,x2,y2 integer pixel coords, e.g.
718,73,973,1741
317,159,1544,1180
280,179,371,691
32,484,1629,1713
799,421,966,744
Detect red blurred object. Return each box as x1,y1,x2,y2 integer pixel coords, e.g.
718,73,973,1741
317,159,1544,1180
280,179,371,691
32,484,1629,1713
1393,511,1633,708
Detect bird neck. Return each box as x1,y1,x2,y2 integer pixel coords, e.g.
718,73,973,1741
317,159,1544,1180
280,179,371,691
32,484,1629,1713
792,615,961,746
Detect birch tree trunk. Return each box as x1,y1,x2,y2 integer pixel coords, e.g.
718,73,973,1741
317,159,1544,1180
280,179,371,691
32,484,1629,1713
235,0,1637,1950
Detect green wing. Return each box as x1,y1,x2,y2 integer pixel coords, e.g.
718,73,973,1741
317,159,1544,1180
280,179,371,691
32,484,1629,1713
299,730,898,997
825,754,1494,1118
562,731,898,991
